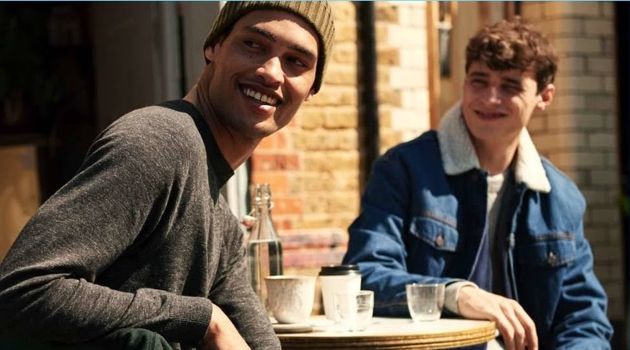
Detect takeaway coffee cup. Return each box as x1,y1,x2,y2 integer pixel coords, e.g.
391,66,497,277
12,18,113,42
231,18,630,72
318,264,361,321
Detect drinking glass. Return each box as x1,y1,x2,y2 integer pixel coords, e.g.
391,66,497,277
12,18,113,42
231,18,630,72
406,283,445,321
333,290,374,331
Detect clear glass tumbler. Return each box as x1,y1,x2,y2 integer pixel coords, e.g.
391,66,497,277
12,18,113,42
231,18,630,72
333,290,374,331
406,283,445,321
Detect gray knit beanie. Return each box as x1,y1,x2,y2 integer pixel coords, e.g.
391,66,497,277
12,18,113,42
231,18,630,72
203,1,335,94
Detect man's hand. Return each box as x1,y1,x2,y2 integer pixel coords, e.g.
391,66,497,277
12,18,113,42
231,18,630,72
199,304,251,350
457,286,538,350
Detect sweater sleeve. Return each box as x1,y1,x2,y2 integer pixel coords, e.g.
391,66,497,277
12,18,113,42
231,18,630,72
209,203,281,350
0,113,211,346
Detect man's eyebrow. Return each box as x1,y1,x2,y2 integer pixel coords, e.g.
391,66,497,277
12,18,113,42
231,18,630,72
245,25,317,60
469,71,489,78
502,76,522,86
246,25,277,42
289,43,317,61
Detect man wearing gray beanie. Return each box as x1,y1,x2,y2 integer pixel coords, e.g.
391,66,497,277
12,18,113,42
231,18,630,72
0,2,334,350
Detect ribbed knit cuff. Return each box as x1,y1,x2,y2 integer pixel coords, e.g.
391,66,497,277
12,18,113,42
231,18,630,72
167,295,213,346
444,281,478,315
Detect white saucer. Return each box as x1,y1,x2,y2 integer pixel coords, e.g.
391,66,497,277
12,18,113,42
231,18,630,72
272,323,313,333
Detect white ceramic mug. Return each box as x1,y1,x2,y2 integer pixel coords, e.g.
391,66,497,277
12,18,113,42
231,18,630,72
265,275,316,324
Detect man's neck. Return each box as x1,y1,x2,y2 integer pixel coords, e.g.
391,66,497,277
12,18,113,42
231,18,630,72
183,86,258,170
472,137,519,176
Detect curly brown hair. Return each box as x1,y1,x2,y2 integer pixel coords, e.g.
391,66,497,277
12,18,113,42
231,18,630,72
465,19,558,93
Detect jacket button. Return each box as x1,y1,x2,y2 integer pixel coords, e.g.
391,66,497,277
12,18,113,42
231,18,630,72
435,234,444,248
547,252,557,266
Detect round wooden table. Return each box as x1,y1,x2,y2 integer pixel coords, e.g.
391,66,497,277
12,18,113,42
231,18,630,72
276,316,497,350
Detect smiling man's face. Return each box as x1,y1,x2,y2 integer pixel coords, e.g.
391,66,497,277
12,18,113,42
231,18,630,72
462,61,554,148
204,10,319,141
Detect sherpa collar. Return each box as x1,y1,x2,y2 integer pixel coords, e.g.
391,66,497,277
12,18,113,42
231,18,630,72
436,101,551,193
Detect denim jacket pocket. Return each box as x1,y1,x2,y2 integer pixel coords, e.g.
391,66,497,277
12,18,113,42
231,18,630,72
408,214,460,252
516,234,577,267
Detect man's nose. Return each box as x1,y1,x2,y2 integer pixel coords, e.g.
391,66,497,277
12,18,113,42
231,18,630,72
484,86,502,104
256,56,283,86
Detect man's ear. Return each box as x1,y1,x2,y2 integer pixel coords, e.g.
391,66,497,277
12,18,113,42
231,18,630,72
205,35,228,63
203,39,223,62
536,83,555,111
204,43,221,63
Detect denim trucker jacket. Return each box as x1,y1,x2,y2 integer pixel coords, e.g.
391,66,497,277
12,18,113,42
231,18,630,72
343,103,612,349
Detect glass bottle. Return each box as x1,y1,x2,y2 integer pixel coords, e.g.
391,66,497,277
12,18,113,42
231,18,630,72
247,183,284,309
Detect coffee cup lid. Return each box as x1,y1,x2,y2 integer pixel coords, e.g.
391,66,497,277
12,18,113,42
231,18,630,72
319,264,360,276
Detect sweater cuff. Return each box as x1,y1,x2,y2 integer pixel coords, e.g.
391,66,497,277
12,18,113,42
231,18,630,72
168,295,212,346
444,281,478,315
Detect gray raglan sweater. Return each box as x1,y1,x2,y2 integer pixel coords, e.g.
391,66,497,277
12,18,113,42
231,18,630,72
0,101,280,350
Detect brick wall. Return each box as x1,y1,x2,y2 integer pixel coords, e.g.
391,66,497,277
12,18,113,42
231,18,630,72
249,3,432,274
375,2,431,152
522,2,624,321
250,2,361,272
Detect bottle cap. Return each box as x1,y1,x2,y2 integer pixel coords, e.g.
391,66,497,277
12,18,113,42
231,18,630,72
318,264,361,276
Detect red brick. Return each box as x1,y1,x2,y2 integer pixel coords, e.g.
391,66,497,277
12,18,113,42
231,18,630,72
283,247,346,268
275,218,294,231
272,197,303,216
280,229,348,249
256,131,288,150
251,154,300,171
250,173,289,194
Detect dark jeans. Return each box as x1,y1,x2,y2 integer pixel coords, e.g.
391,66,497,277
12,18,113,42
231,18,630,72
0,328,173,350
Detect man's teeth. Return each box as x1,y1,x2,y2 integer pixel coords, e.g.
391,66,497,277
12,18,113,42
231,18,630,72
244,88,278,106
